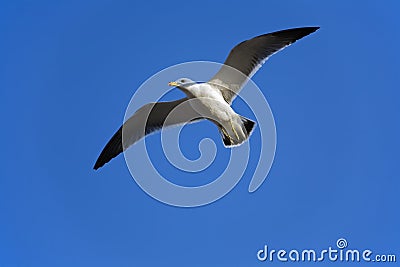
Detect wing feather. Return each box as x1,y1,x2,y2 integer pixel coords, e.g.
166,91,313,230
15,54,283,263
209,27,319,103
94,98,202,169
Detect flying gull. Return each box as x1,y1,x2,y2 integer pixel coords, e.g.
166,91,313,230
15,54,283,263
94,27,319,170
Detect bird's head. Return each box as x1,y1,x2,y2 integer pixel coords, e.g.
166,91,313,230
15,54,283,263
168,78,196,91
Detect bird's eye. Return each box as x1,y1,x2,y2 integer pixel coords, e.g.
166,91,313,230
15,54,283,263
180,79,185,83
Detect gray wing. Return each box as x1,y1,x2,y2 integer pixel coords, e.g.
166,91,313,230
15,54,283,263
94,98,202,169
209,27,319,103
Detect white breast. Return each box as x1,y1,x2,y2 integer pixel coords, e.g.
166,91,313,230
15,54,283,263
187,83,224,100
186,83,233,122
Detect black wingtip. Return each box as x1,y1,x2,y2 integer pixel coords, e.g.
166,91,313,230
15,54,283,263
271,26,320,39
307,26,320,30
93,126,124,171
93,161,102,170
301,26,320,37
293,26,320,32
307,26,320,33
93,152,108,170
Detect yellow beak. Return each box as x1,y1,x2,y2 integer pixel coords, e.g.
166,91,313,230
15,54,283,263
168,81,179,87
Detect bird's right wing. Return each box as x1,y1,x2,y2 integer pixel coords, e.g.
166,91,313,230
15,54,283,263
94,98,202,170
209,27,319,103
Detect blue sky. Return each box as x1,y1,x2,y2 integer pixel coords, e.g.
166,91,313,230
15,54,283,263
1,0,399,266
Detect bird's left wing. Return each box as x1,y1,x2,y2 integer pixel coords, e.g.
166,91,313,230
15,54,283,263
94,98,202,169
209,27,319,103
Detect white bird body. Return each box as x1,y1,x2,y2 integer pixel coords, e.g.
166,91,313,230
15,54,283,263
183,82,248,143
184,83,232,121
